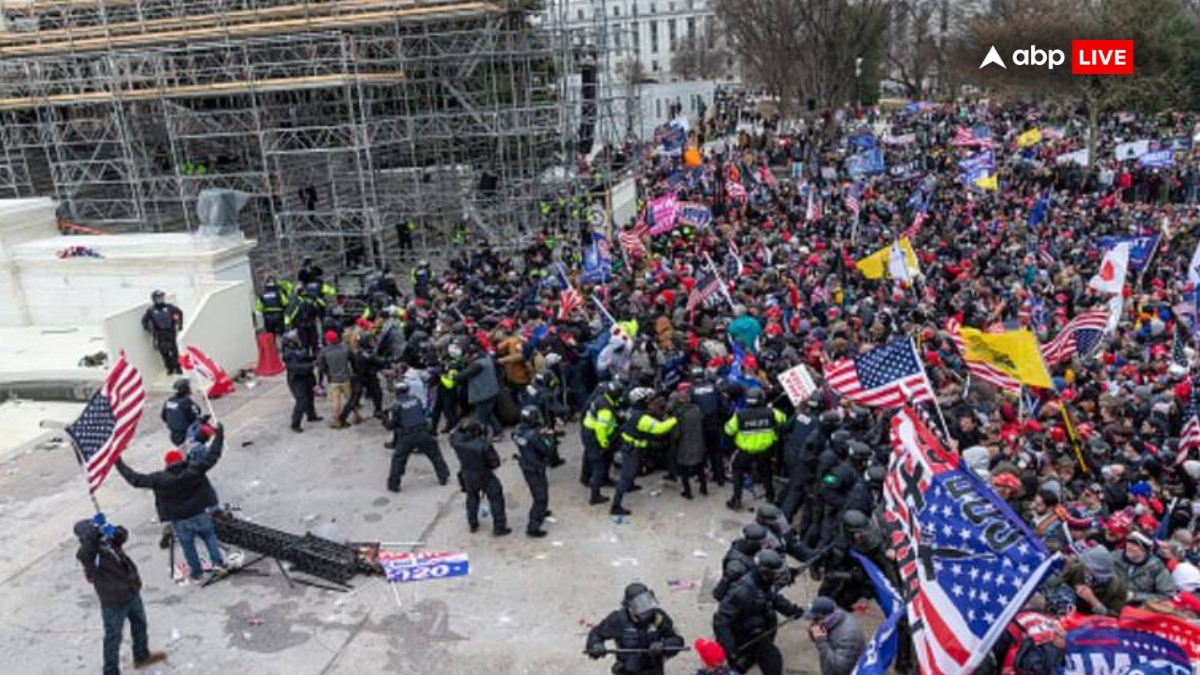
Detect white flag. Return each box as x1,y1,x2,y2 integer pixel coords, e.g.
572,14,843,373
1106,294,1124,335
1088,242,1131,294
888,241,913,282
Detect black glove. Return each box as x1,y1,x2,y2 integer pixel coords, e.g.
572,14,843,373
587,642,606,659
648,641,663,656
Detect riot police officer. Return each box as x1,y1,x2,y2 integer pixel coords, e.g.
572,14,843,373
430,342,464,434
514,406,554,538
581,381,623,505
611,389,678,517
384,382,451,492
688,366,727,488
713,550,805,675
723,387,787,511
586,583,686,675
161,379,202,446
141,290,184,375
713,523,770,601
779,397,822,521
411,260,436,300
448,419,511,536
255,277,288,335
286,282,325,357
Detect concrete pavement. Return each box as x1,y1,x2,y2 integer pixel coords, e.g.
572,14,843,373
0,376,858,674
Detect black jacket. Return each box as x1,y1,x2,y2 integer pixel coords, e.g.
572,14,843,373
116,426,223,521
713,571,804,653
283,346,316,381
586,608,684,675
449,429,501,474
75,524,142,606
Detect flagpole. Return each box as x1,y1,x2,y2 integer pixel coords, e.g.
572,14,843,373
911,337,953,440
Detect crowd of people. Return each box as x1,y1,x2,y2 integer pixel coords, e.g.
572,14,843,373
77,95,1200,675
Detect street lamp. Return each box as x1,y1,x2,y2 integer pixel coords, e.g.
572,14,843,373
854,56,864,111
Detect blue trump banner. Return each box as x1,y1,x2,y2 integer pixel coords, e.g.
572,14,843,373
379,551,470,584
1063,624,1190,675
581,232,612,284
1098,235,1159,271
849,550,901,675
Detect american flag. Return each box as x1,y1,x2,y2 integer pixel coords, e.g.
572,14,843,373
845,186,861,219
558,286,582,321
726,180,748,202
884,408,1058,674
687,274,722,315
823,338,934,408
904,209,928,239
805,190,822,222
65,355,146,493
950,125,994,149
1040,310,1108,368
618,223,648,259
945,317,1021,390
1177,375,1200,466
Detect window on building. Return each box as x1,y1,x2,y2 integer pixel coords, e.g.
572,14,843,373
632,1,638,16
613,5,619,16
668,19,677,49
668,1,675,12
686,17,695,41
649,2,656,13
656,99,662,118
705,16,715,48
577,8,584,20
631,21,640,50
650,20,658,53
652,61,660,73
687,0,694,8
614,24,622,48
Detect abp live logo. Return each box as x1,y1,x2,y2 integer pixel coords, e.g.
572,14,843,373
979,40,1133,75
1072,40,1134,75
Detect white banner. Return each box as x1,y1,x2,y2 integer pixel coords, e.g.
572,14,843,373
778,363,818,406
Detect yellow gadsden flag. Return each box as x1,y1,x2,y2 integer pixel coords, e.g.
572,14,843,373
973,173,998,191
959,327,1052,389
856,238,918,280
1016,127,1042,148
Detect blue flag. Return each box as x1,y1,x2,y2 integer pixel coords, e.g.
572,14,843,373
580,232,612,284
849,550,902,675
1098,235,1159,270
1063,624,1190,675
1028,192,1050,226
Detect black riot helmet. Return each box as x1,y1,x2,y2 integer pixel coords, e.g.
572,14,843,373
830,429,853,455
842,509,871,533
622,583,658,622
742,523,769,547
519,406,542,426
744,387,766,406
819,410,841,433
755,504,788,536
754,549,786,585
173,378,191,395
151,289,166,304
866,464,886,491
847,441,873,468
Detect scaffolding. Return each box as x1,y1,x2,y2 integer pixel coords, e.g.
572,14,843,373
0,0,636,273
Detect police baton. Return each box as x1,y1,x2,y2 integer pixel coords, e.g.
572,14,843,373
581,646,691,656
735,614,805,654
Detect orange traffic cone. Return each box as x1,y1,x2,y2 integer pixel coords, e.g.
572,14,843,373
255,331,285,377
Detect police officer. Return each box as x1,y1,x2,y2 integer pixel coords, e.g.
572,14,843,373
611,389,679,517
521,371,567,440
448,419,511,536
586,583,686,675
255,277,289,335
713,550,806,675
282,331,321,432
411,260,436,301
779,397,822,521
384,382,451,492
161,379,202,446
714,523,770,601
514,406,554,538
285,283,325,357
723,387,787,511
141,290,184,375
430,343,464,433
582,381,623,505
688,366,727,488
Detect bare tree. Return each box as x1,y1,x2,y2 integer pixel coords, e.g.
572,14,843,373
670,41,733,80
714,0,889,115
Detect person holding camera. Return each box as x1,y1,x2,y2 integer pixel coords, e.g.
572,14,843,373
448,418,510,536
74,515,167,674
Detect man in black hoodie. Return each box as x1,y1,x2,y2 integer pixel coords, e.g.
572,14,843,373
116,424,226,581
74,516,167,674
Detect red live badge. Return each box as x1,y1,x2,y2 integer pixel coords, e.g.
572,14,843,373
1071,40,1134,75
